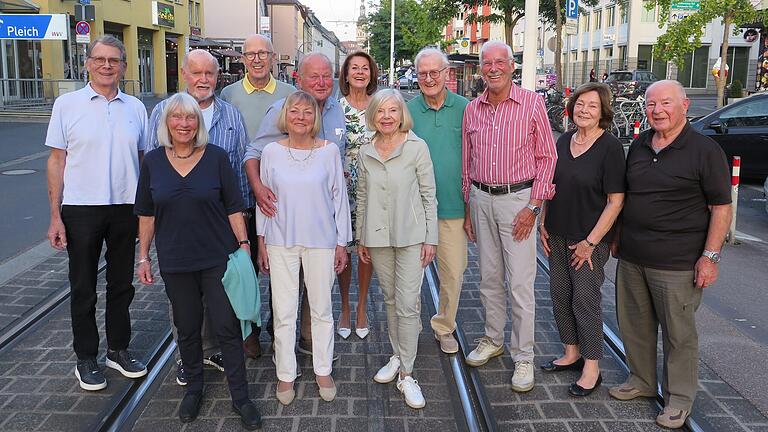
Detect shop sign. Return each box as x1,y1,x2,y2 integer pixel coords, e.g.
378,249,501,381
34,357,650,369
152,1,176,28
0,14,68,40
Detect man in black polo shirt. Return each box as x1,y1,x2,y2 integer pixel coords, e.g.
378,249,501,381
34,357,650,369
610,80,732,429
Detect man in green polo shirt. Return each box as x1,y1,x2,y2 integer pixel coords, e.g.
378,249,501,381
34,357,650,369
407,48,471,354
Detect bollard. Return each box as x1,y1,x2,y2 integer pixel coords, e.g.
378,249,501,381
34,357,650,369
727,156,740,245
563,106,569,131
565,87,571,97
633,121,640,139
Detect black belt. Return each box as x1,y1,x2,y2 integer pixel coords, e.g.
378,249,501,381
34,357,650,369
472,179,534,195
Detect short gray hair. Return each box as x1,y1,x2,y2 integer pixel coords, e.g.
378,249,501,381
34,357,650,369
298,53,333,77
414,48,449,71
365,89,413,133
646,79,687,100
182,49,218,70
157,93,208,149
87,35,126,62
243,33,274,52
479,40,513,64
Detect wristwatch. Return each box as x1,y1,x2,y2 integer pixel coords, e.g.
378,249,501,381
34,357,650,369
526,203,541,216
702,250,721,263
239,239,251,246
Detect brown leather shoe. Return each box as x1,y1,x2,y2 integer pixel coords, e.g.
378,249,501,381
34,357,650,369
243,332,262,358
608,382,655,401
656,407,689,429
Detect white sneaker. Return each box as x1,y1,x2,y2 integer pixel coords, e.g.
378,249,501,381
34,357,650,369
511,360,535,392
397,375,426,409
373,355,400,383
465,336,504,367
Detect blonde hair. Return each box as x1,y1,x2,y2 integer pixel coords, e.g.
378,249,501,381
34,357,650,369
277,91,322,137
365,89,413,133
157,92,208,149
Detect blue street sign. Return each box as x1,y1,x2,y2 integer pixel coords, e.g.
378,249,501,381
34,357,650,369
566,0,579,20
79,0,91,4
0,14,68,40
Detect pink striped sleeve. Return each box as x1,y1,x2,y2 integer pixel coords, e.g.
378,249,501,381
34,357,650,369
530,95,557,200
461,104,473,203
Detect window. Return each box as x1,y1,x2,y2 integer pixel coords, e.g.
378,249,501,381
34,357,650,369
727,46,750,86
593,48,600,73
618,45,627,69
582,50,589,82
641,0,656,22
594,9,602,30
676,45,709,88
581,12,590,32
637,45,666,79
605,47,614,72
619,3,628,23
720,98,768,127
606,6,615,27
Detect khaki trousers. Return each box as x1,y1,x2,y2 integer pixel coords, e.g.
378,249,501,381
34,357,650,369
616,259,702,412
469,185,537,362
369,244,424,374
267,245,335,382
431,218,468,336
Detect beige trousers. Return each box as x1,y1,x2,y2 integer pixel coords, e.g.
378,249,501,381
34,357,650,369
430,218,468,336
369,244,424,374
267,245,335,381
469,185,537,362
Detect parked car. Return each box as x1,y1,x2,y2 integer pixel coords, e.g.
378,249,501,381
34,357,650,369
605,70,659,98
689,92,768,180
397,75,418,89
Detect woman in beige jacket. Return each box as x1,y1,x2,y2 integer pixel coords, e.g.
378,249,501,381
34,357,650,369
356,89,438,409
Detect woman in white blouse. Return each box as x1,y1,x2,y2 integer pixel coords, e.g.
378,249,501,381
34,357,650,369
256,91,351,406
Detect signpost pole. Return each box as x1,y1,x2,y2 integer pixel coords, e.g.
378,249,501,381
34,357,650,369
66,13,75,80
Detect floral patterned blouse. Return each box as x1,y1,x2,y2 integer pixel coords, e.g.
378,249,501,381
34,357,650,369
340,96,374,211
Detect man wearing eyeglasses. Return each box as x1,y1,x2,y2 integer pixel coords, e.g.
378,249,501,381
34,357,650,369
45,35,148,391
221,34,295,142
221,34,294,358
405,48,469,355
461,41,557,393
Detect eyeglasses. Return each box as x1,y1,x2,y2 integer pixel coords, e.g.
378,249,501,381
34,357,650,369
89,57,123,67
416,67,447,80
243,51,272,61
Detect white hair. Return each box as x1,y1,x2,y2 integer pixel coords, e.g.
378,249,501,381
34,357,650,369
182,49,218,70
297,52,333,76
646,79,687,99
414,47,449,71
157,92,208,149
243,33,274,52
480,40,514,64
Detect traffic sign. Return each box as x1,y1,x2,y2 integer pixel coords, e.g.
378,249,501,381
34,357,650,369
0,14,68,40
79,0,91,4
671,0,700,10
75,20,90,44
566,0,579,20
565,18,577,34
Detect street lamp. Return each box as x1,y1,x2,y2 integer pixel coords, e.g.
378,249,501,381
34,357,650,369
389,0,395,87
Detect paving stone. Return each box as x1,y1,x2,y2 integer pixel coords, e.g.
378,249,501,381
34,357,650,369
38,394,82,411
2,394,41,410
698,415,749,431
407,418,460,431
1,412,49,431
720,399,768,424
493,403,542,421
601,421,642,431
540,402,576,419
703,380,743,398
132,418,184,432
573,401,614,419
296,416,332,431
568,421,608,432
40,413,96,432
532,422,569,432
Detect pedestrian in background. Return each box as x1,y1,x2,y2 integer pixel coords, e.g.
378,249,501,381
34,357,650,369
221,34,295,358
255,91,350,406
46,35,148,392
589,68,597,82
611,80,731,429
538,82,625,397
407,47,470,355
135,92,261,429
336,51,378,341
357,89,437,409
462,41,557,393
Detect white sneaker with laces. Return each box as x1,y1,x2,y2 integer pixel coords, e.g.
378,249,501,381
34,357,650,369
397,375,426,409
511,360,535,392
373,355,400,383
465,336,504,367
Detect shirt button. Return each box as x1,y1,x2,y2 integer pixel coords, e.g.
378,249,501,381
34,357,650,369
653,158,658,162
492,162,496,166
493,144,497,147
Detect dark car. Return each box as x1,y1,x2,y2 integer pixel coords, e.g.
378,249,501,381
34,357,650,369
689,92,768,180
605,70,659,98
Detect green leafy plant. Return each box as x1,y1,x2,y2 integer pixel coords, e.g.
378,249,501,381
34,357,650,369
729,79,743,98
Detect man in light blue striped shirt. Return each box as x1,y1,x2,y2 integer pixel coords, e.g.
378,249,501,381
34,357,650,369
146,49,254,385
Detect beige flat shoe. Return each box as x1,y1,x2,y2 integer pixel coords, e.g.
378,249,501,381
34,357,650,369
276,382,295,406
317,377,337,402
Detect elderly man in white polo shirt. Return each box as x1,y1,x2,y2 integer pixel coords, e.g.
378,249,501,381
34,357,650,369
46,35,148,391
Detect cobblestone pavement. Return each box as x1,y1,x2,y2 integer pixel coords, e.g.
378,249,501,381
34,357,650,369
0,243,767,431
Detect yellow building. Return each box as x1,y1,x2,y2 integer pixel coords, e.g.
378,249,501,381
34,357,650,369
10,0,204,97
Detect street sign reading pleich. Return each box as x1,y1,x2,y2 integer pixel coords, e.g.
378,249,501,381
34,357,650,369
0,14,68,40
75,20,90,44
566,0,579,20
671,0,700,10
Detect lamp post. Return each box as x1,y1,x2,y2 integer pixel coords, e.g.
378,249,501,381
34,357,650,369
521,0,540,90
389,0,395,87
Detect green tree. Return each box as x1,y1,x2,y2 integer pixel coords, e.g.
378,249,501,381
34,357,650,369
650,0,759,107
366,0,445,71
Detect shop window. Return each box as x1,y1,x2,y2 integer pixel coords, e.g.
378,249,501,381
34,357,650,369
637,44,666,79
727,46,750,86
676,45,709,88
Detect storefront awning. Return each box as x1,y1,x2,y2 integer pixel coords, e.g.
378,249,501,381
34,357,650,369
212,48,241,57
0,0,39,11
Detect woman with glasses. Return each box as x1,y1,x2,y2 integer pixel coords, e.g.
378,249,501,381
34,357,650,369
335,51,378,340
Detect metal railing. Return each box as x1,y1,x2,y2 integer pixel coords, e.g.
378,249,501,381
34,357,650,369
0,78,142,112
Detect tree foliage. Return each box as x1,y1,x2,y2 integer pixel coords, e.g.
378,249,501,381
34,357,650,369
366,0,445,69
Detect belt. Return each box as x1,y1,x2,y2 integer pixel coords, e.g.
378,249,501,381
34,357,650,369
472,179,534,195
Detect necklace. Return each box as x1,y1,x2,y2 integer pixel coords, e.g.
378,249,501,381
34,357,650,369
572,128,603,146
286,140,318,165
172,147,196,159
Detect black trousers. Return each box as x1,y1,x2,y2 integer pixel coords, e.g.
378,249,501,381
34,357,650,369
162,264,249,401
61,205,137,360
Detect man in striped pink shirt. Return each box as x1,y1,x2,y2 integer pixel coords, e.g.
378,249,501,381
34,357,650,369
461,41,557,393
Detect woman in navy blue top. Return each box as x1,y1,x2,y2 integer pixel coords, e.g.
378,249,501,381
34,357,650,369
134,93,261,429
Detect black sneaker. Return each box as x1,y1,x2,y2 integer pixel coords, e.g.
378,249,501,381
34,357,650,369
176,360,187,386
75,358,107,391
203,353,225,372
232,400,262,431
179,391,202,423
106,349,148,378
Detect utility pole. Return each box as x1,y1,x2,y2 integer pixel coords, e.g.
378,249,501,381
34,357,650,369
389,0,395,87
521,0,540,90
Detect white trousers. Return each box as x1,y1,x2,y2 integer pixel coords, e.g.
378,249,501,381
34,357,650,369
267,245,335,381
